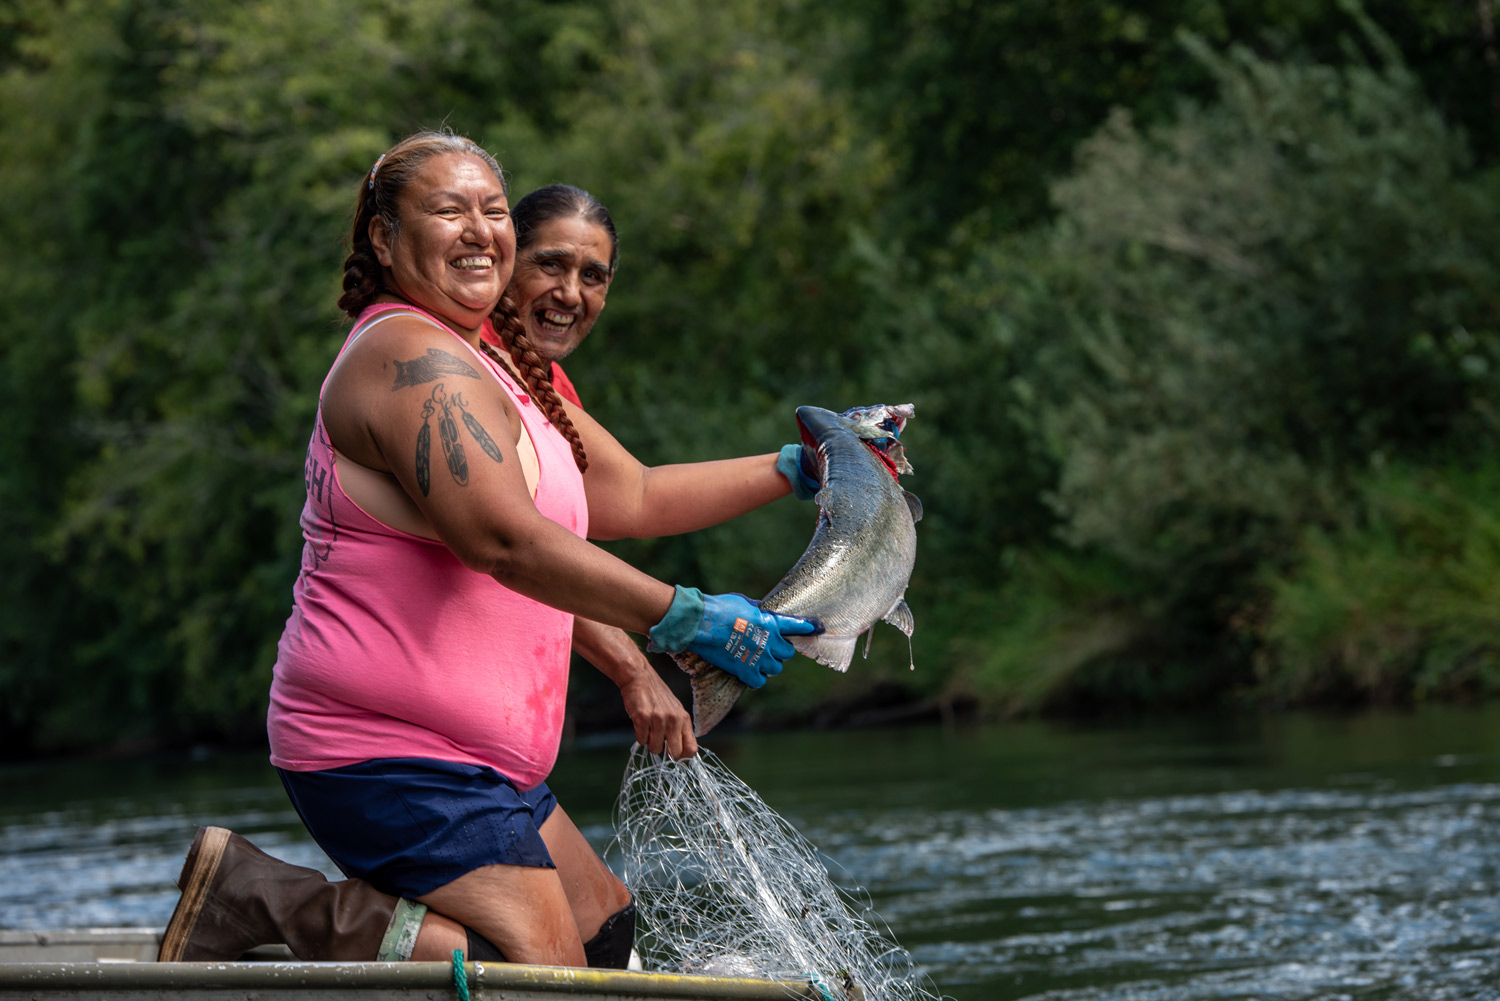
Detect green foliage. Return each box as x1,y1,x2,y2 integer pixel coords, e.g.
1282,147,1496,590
0,0,616,751
1021,34,1500,613
833,13,1500,715
829,0,1500,246
1258,463,1500,704
499,0,898,599
4,0,1500,753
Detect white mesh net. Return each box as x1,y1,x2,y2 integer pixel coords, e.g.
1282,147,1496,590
611,744,946,1001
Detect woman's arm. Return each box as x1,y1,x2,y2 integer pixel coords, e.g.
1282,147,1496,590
321,318,675,633
563,400,793,541
318,316,815,691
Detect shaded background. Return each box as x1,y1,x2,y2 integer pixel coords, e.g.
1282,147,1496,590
3,0,1499,757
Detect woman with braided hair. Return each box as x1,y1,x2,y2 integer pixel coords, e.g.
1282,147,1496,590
485,183,699,764
156,131,824,970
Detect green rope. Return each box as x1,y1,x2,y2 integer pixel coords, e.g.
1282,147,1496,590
807,971,838,1001
451,949,470,1001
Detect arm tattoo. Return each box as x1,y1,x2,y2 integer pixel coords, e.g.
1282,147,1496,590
434,385,468,485
416,400,434,496
415,384,504,495
392,349,481,390
453,392,504,463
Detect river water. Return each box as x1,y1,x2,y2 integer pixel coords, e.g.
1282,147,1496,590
4,706,1500,1000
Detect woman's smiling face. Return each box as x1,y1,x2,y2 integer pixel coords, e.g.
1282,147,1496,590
508,215,614,361
371,152,515,334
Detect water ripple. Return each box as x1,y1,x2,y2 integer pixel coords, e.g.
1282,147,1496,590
803,781,1500,998
5,720,1500,1001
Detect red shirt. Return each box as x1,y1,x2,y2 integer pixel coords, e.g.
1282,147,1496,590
550,361,581,407
479,320,582,408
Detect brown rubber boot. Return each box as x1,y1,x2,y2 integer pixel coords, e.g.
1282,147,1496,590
157,827,426,962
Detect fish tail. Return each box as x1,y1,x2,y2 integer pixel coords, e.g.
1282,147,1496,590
670,651,748,737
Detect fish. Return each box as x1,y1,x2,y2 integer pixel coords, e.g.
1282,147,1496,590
673,403,922,736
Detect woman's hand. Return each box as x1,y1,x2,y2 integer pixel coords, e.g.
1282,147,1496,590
647,587,822,688
572,617,696,758
776,443,821,500
616,671,697,759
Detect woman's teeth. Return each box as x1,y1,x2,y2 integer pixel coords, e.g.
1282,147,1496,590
453,256,493,270
538,310,574,331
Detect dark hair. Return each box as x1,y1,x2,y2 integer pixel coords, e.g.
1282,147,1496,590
512,183,619,273
339,131,588,472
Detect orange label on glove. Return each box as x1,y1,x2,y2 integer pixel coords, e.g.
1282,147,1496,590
722,617,769,665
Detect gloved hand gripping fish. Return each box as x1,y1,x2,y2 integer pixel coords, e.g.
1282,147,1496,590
673,404,922,736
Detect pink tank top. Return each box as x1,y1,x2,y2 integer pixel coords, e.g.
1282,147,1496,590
267,304,588,789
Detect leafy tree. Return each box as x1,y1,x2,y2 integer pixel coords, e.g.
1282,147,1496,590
1,0,244,749
1262,462,1500,705
5,0,1500,751
0,0,614,750
829,0,1500,246
1035,36,1500,585
920,31,1500,709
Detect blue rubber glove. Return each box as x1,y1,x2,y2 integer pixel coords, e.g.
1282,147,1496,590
647,586,822,687
776,444,820,501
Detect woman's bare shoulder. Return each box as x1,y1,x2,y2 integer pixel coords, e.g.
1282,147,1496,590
322,318,511,471
332,315,483,390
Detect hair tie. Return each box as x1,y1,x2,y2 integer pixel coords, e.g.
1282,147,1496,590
368,153,386,190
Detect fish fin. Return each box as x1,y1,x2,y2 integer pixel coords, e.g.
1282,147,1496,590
861,627,875,660
794,633,858,673
888,440,914,476
883,598,917,672
903,490,923,524
671,652,748,737
882,598,915,637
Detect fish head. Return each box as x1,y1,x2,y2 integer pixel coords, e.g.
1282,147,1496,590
795,403,916,477
839,403,913,444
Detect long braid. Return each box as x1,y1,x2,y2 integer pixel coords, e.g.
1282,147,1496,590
338,241,385,317
338,179,386,317
486,294,589,473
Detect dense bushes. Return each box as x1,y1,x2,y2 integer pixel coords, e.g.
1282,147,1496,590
1261,463,1500,704
918,35,1500,714
3,0,1498,752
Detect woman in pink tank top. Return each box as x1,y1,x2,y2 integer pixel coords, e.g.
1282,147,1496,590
157,131,831,970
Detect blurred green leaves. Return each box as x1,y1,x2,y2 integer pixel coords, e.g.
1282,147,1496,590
4,0,1500,752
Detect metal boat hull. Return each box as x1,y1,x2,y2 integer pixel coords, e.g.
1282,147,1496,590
0,930,819,1000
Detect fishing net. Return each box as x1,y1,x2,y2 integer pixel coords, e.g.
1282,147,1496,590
611,744,945,1001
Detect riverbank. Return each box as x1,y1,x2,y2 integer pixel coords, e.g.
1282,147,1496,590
10,653,1494,765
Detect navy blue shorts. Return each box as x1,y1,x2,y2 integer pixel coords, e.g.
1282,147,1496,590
277,758,558,899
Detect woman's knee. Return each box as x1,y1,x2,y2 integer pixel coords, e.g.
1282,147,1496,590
418,865,586,966
582,896,636,969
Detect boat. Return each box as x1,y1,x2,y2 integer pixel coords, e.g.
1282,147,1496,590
0,930,826,1000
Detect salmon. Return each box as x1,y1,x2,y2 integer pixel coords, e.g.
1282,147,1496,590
674,404,921,736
